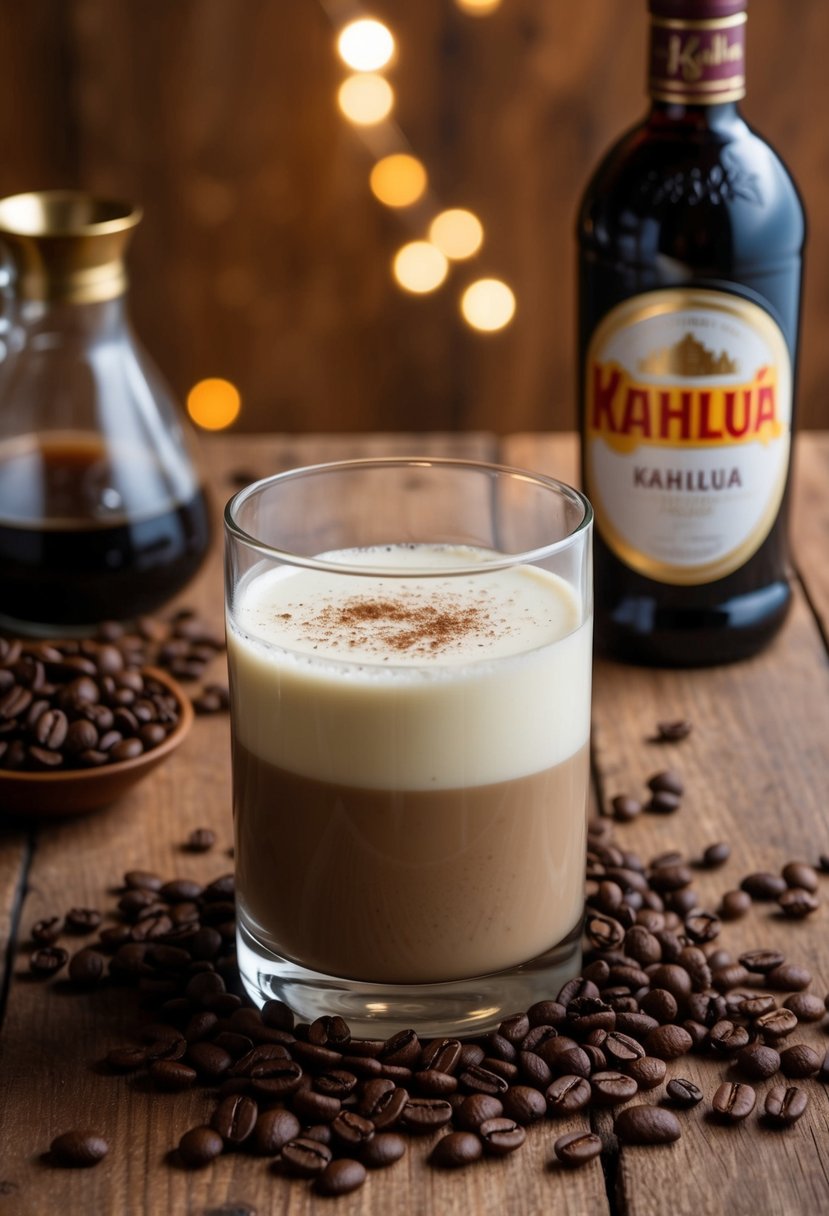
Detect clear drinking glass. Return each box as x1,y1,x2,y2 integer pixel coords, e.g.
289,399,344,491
225,458,593,1037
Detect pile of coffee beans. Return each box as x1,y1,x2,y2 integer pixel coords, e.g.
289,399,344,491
0,638,183,772
0,607,230,773
29,804,829,1197
93,611,228,715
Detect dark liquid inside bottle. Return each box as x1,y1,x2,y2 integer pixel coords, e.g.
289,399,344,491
578,103,805,666
0,434,210,630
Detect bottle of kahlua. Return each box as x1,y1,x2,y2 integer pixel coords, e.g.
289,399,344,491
577,0,805,666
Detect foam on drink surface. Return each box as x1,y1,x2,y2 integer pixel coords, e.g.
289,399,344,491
228,544,591,790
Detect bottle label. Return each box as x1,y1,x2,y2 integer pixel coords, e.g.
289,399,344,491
584,289,791,586
649,11,746,104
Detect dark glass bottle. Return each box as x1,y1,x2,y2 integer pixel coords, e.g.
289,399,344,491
577,0,805,666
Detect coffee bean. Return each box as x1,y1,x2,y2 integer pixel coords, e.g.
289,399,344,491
186,1042,233,1080
178,1126,224,1168
30,916,63,945
309,1014,351,1050
29,946,68,978
711,1081,756,1122
626,1056,667,1091
554,1130,603,1168
211,1094,258,1146
781,861,819,892
719,890,751,920
68,949,105,986
363,1084,408,1130
603,1031,646,1066
684,911,721,944
639,989,677,1024
739,949,785,973
648,964,692,1002
778,888,819,918
64,907,102,934
381,1028,421,1067
755,1008,798,1042
455,1093,504,1132
735,1043,781,1081
49,1129,109,1168
779,1044,821,1079
185,827,216,853
292,1087,342,1125
764,1085,808,1128
430,1130,483,1169
707,1020,750,1056
591,1071,639,1105
665,1078,702,1108
701,842,730,868
315,1158,366,1196
459,1063,510,1095
740,873,787,901
331,1111,375,1150
278,1136,333,1177
767,962,812,992
644,1025,693,1061
501,1085,546,1124
478,1116,526,1156
612,795,642,822
545,1075,591,1116
346,1134,401,1175
249,1109,301,1157
400,1098,453,1134
420,1037,463,1074
647,770,684,796
150,1060,197,1091
783,992,825,1023
614,1105,681,1145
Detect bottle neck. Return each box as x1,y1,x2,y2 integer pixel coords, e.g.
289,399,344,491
18,294,128,340
647,8,747,109
647,98,742,134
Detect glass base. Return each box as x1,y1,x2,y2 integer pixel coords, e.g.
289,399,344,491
237,918,583,1040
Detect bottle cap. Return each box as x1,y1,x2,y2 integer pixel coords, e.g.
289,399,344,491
0,191,142,304
649,1,747,16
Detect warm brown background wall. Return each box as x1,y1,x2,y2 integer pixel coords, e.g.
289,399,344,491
0,0,826,433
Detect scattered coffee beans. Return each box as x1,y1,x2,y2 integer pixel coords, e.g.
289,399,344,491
24,738,829,1203
764,1086,808,1128
49,1129,109,1168
554,1130,603,1168
711,1081,756,1122
614,1105,681,1146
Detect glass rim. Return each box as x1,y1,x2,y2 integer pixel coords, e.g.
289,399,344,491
224,456,593,577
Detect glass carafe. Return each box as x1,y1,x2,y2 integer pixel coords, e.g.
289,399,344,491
0,191,210,633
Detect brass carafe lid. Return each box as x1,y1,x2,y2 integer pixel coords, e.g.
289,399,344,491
0,190,142,304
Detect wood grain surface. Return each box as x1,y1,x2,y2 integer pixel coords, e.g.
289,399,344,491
1,431,828,1216
0,0,827,434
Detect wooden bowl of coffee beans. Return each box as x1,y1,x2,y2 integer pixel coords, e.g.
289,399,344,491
0,639,193,816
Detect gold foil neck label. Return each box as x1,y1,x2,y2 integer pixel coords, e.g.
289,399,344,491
584,290,792,586
649,15,746,104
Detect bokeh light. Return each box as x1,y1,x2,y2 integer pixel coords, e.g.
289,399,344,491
393,242,448,294
338,74,395,125
460,278,516,331
429,209,484,260
454,0,503,14
370,154,428,207
187,378,241,430
337,19,395,72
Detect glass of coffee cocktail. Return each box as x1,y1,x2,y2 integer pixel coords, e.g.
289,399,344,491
225,458,592,1037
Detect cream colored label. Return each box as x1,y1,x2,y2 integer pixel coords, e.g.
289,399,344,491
585,290,791,585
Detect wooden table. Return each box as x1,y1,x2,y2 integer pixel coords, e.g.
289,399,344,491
1,431,828,1216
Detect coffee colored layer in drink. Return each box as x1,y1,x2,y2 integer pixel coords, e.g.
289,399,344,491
227,544,592,985
234,741,588,983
